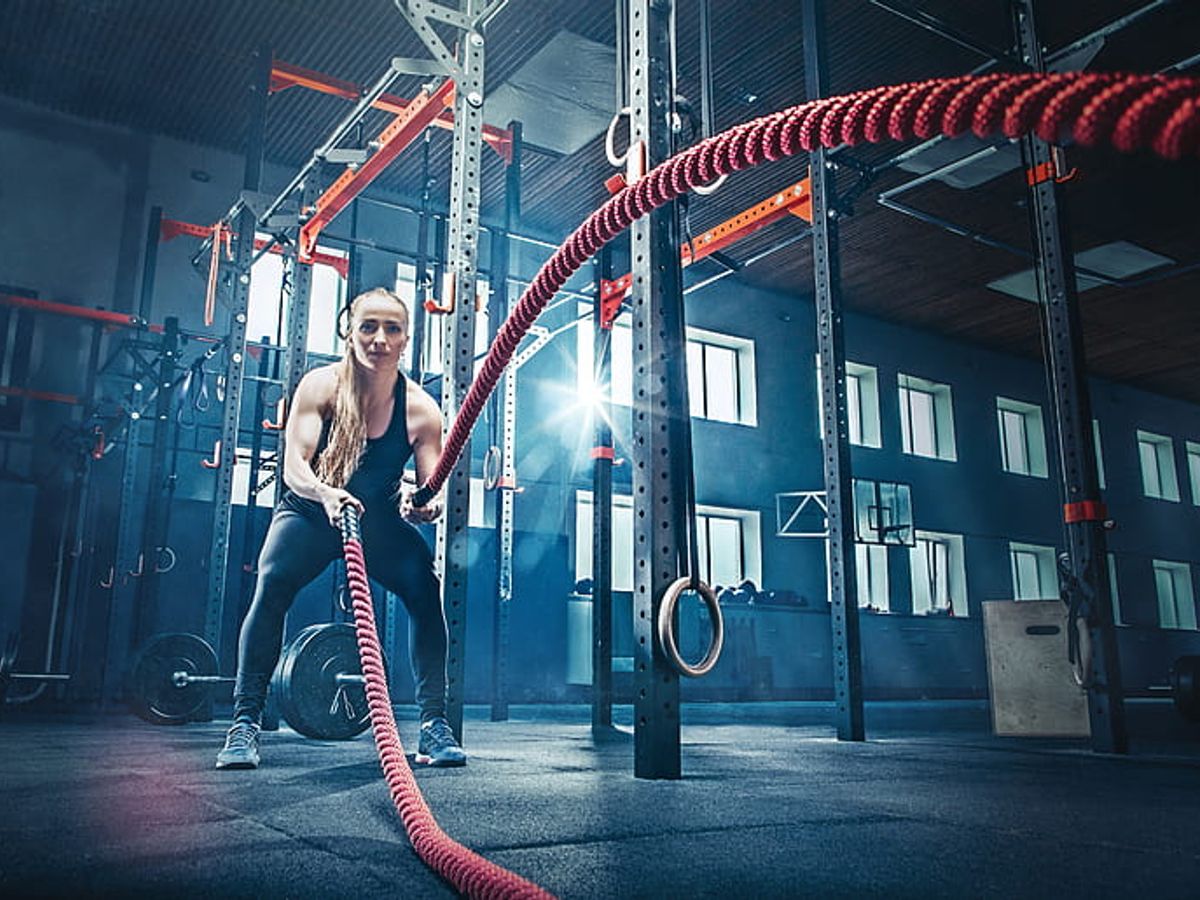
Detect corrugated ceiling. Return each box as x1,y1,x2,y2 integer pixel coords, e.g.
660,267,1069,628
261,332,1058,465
0,0,1197,400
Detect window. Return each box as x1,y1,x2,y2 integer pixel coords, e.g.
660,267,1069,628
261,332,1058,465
909,530,967,616
231,447,277,507
575,311,633,407
575,493,761,592
815,359,882,448
1187,441,1200,506
686,328,757,425
1153,560,1197,630
248,238,347,355
578,319,756,426
399,263,490,377
856,543,889,610
1094,419,1106,490
1137,430,1180,501
575,491,635,592
996,397,1048,477
1008,542,1058,600
898,373,956,461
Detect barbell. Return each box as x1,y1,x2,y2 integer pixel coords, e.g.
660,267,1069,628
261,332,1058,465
0,632,71,703
129,623,379,740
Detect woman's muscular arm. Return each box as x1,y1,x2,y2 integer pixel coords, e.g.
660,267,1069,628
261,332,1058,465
284,367,364,527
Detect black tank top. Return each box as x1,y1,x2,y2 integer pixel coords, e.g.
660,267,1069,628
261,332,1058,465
279,371,414,516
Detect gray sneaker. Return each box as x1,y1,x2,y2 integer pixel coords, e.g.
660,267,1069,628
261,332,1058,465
216,721,261,769
415,717,467,767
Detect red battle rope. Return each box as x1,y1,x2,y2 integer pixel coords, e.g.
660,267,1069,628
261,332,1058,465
339,507,554,899
410,70,1200,507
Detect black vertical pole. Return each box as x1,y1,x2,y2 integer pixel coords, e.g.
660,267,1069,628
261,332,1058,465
490,121,521,722
630,0,683,779
133,316,179,646
137,206,162,323
411,133,433,382
591,247,615,735
203,46,271,666
1011,0,1127,755
802,0,865,742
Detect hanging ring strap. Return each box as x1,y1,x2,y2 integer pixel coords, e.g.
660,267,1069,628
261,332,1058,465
605,106,633,168
657,576,724,678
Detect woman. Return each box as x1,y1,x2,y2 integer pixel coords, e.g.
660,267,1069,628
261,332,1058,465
216,287,465,769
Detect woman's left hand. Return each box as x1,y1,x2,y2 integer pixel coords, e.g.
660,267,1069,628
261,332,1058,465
400,489,443,524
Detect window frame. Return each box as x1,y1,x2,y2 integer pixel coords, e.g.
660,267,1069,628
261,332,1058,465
574,491,761,592
855,542,889,610
898,373,957,462
1152,559,1197,630
1008,541,1058,600
1137,430,1180,502
996,397,1049,478
815,358,882,448
248,235,348,356
1186,440,1200,507
909,530,967,616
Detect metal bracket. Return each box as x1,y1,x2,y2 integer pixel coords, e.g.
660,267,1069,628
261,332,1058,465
390,55,454,77
395,1,467,82
322,148,371,166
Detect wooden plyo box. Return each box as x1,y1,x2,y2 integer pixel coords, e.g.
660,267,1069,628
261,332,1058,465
982,599,1090,737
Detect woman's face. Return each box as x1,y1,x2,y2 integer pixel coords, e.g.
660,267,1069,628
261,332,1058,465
350,294,409,374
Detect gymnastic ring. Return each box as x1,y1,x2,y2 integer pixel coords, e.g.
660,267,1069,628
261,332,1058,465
692,173,727,196
605,107,633,168
482,445,502,491
656,576,724,678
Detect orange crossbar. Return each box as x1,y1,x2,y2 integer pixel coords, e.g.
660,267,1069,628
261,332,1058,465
161,218,350,279
680,178,812,266
270,60,512,163
601,177,813,309
298,79,456,262
0,292,150,329
0,384,80,406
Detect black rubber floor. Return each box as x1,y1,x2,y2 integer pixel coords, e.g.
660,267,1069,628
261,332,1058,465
2,702,1198,898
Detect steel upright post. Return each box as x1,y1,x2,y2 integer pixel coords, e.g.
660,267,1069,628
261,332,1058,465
203,47,271,662
490,121,521,722
1011,0,1127,754
134,316,180,645
591,246,615,735
280,181,317,404
101,364,147,705
433,0,488,743
629,0,684,779
802,0,865,742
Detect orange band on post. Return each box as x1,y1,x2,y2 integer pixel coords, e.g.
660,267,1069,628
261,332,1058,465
1064,500,1108,523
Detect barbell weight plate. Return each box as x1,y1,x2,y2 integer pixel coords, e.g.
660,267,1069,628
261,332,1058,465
275,623,374,741
1170,655,1200,723
130,633,219,725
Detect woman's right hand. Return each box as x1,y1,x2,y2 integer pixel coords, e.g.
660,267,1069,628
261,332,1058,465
319,486,365,529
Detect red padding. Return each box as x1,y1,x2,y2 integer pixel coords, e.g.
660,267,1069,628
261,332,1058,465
1064,500,1109,524
590,446,615,460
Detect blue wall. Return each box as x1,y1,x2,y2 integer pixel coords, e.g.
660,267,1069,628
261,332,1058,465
2,94,1198,704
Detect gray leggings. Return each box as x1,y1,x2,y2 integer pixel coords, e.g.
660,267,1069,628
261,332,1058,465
233,503,447,722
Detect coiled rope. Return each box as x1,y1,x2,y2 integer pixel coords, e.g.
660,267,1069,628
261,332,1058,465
410,70,1200,508
339,506,553,899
